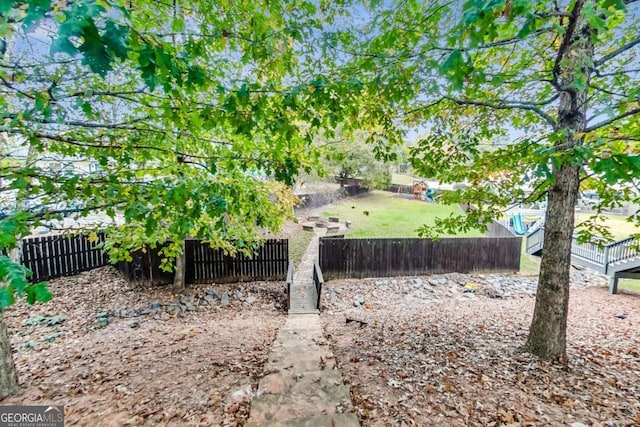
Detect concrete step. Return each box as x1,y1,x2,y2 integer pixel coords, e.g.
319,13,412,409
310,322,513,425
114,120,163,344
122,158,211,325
265,348,336,372
275,330,324,339
271,339,330,350
246,412,360,427
288,309,320,315
248,384,353,424
285,314,320,326
258,369,344,395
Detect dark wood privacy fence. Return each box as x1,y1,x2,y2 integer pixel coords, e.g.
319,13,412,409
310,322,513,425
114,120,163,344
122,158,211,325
18,233,288,285
319,236,522,280
119,239,289,286
185,239,288,284
21,233,110,282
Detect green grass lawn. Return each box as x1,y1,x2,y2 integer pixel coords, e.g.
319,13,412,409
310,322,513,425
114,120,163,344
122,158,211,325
321,191,484,238
575,213,640,240
619,279,640,293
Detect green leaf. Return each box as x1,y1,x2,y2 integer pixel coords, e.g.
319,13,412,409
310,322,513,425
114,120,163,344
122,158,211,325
22,0,52,29
25,282,52,305
0,286,15,312
516,15,535,39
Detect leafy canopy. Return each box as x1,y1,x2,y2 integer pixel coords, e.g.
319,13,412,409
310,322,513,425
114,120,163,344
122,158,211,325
0,0,399,309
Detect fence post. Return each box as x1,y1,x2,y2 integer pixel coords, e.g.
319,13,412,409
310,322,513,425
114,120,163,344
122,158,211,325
313,261,324,310
286,261,293,311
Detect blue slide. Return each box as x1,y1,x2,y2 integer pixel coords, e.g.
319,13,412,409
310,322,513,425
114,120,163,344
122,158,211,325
512,213,526,235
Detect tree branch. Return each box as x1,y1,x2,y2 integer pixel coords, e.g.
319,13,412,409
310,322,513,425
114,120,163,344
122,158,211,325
552,0,585,88
594,36,640,67
585,107,640,132
443,96,557,128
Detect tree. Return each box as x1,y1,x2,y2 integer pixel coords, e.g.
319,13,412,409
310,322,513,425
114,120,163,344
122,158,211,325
335,0,640,359
322,131,392,190
0,0,398,397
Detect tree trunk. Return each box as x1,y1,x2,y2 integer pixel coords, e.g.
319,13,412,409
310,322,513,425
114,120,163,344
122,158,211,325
0,313,20,400
173,245,186,292
526,1,594,360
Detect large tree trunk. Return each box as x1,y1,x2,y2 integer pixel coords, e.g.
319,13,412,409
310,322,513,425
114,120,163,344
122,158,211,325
526,1,594,360
0,313,20,400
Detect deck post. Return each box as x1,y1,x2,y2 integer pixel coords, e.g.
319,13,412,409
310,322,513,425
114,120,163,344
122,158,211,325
603,244,610,273
608,275,619,295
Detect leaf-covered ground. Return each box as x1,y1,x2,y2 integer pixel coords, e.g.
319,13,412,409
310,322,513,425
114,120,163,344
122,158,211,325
322,273,640,427
3,267,286,426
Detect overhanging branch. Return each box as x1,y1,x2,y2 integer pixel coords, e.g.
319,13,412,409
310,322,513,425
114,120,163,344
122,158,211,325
594,36,640,67
443,96,557,128
585,107,640,132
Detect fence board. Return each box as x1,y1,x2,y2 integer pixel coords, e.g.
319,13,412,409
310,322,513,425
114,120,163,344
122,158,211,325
21,233,110,283
319,237,522,280
19,234,288,286
181,239,288,285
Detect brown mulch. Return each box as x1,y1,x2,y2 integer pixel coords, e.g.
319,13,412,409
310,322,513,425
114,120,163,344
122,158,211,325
3,267,286,426
322,278,640,427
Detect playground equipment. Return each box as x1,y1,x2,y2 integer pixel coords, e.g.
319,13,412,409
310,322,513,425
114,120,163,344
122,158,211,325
506,203,545,236
413,181,435,202
512,213,526,235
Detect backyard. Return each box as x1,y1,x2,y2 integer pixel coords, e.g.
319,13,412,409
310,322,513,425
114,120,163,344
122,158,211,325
319,191,484,238
3,191,639,426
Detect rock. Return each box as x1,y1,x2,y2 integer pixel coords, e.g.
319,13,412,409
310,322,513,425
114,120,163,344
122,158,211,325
353,296,365,307
234,290,245,301
428,277,446,286
246,296,257,304
114,385,131,394
150,302,162,310
204,294,215,303
185,303,196,311
227,385,252,406
570,423,589,427
413,278,424,286
221,292,230,306
128,319,141,328
206,289,219,299
334,288,343,294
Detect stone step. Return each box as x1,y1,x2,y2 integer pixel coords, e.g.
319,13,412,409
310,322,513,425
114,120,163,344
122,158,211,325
265,349,336,372
246,412,360,427
282,314,321,329
258,369,344,395
278,326,323,336
287,309,320,315
273,336,329,349
248,384,353,424
268,345,333,362
275,328,326,342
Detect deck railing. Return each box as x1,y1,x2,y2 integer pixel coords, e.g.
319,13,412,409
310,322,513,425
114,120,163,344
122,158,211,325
526,228,640,271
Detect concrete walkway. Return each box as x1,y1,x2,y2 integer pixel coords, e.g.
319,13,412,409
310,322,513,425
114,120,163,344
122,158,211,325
247,231,360,426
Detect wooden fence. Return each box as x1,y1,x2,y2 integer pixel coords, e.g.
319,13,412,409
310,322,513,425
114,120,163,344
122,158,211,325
319,236,522,280
185,239,289,284
119,239,289,285
21,233,110,282
18,233,288,286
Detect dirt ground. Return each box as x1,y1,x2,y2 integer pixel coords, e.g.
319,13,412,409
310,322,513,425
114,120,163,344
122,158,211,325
3,267,286,426
322,277,640,427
